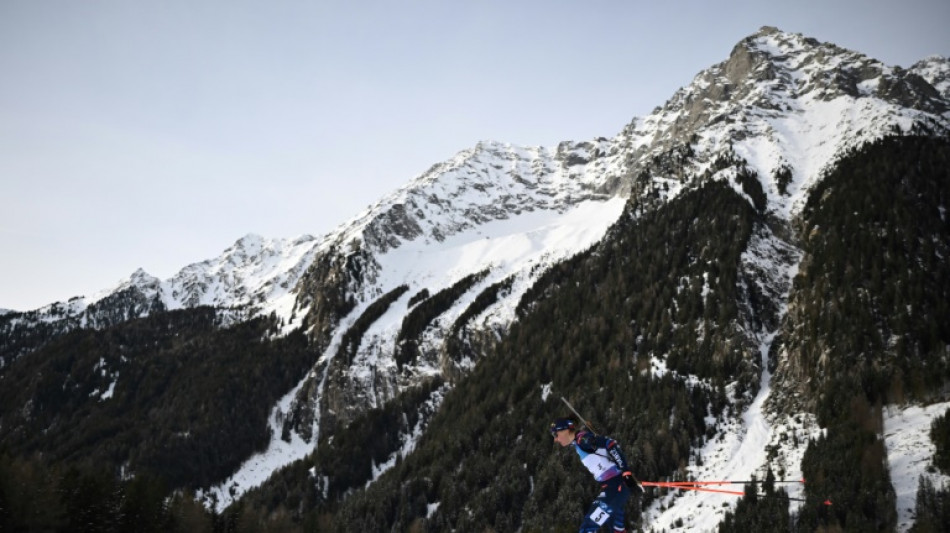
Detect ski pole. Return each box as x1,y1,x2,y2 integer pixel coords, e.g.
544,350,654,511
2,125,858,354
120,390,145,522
654,479,806,486
641,481,744,496
640,480,831,505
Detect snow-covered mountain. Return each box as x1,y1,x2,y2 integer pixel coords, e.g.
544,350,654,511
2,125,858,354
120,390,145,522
5,233,320,324
281,24,949,420
5,27,947,349
200,26,950,514
3,26,949,529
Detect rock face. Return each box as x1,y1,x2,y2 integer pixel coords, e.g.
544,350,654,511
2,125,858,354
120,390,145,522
911,55,950,100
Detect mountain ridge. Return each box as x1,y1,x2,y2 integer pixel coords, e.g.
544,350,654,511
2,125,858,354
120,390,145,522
3,28,947,330
5,30,950,320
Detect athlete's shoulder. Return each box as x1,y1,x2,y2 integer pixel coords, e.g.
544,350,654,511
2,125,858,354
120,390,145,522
574,430,600,452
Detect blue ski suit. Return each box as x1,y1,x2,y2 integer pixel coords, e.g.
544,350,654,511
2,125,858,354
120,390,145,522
572,430,633,533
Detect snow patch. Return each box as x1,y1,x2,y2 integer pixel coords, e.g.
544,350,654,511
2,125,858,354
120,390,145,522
100,379,116,400
883,401,950,532
541,383,552,402
367,385,447,485
200,375,315,513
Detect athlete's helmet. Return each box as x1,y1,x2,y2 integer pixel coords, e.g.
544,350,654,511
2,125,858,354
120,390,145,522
550,418,575,435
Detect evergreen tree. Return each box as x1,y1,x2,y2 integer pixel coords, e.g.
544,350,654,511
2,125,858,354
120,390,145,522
932,410,950,475
910,476,950,533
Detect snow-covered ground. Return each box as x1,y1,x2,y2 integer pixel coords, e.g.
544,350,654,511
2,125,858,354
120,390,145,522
637,382,950,532
641,343,821,532
884,401,950,532
366,196,629,363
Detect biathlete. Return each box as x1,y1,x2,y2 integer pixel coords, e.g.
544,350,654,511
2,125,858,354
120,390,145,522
551,417,641,533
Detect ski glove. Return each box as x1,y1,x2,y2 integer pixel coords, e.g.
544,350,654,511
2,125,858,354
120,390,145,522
622,471,641,494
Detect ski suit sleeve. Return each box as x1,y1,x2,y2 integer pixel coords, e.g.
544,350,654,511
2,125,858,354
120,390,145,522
604,437,629,471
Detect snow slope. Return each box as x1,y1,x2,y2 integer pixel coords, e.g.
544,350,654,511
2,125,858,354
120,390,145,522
642,349,823,532
884,401,950,533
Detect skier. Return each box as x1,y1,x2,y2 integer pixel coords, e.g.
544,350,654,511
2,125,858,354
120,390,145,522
551,417,640,533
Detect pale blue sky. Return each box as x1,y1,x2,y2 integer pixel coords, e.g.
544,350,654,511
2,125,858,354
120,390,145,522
1,0,948,311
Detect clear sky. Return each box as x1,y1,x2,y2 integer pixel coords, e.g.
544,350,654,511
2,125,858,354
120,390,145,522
1,0,948,311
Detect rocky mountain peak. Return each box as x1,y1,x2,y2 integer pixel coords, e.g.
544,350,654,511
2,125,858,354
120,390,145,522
911,55,950,100
128,267,160,287
748,27,945,111
613,27,950,224
645,26,946,134
227,233,266,257
322,138,617,259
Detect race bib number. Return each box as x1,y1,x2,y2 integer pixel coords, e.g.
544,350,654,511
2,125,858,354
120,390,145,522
589,506,609,526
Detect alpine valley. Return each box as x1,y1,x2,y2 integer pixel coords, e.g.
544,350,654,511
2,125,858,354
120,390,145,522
2,27,949,532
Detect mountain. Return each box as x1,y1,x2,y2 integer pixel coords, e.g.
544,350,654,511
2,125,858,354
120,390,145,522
911,55,950,99
2,26,949,532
